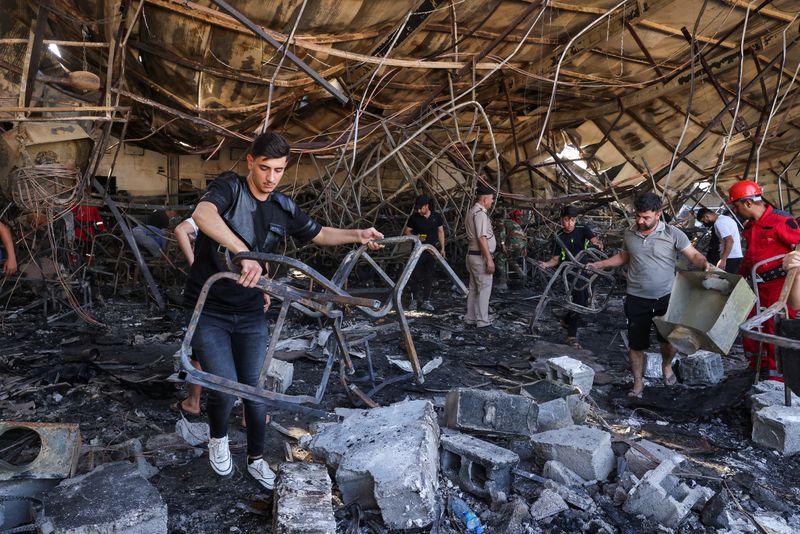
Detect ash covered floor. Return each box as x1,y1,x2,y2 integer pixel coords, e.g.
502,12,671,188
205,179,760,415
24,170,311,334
2,282,800,533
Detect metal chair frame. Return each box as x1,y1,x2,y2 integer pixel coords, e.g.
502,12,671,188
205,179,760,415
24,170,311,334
527,245,616,332
178,236,467,411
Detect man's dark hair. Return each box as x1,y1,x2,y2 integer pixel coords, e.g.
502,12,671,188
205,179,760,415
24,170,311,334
560,205,579,218
696,207,714,220
634,192,662,213
248,131,291,159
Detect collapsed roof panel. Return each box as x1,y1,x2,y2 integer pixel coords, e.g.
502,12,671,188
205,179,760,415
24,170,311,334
0,0,798,207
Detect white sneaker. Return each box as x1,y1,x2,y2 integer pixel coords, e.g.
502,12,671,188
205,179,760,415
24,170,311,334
247,458,276,490
208,436,233,477
421,300,435,312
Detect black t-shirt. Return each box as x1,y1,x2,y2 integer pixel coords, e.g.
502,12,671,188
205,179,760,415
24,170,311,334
407,212,444,246
551,226,595,261
183,174,321,313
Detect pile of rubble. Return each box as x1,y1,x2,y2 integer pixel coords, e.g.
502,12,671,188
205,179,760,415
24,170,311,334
268,355,800,533
3,319,800,533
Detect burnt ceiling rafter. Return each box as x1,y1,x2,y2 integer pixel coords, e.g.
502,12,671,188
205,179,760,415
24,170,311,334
1,0,800,209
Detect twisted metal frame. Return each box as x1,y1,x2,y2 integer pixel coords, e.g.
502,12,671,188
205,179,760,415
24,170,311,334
739,252,800,405
740,254,798,350
527,246,616,333
178,236,467,410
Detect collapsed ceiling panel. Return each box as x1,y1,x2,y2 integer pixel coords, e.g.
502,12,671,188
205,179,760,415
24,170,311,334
0,0,797,214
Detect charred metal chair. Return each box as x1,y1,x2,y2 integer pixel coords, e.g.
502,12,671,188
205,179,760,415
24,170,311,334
527,241,616,333
740,251,800,404
178,236,467,411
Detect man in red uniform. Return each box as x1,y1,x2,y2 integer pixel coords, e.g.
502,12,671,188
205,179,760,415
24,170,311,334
71,205,106,262
730,180,800,380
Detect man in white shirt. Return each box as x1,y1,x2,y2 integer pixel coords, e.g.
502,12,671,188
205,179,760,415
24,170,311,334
697,208,743,274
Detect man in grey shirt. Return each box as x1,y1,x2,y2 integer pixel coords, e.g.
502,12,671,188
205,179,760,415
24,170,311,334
587,193,710,398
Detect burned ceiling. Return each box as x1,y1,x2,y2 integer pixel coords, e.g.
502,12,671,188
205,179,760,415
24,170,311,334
1,0,799,207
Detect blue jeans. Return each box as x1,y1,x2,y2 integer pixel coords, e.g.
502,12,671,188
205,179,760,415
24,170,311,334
191,309,269,457
132,225,165,257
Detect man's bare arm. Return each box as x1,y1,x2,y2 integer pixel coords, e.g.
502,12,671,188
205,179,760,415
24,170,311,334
540,255,560,268
714,236,733,270
192,201,249,254
312,227,384,248
175,220,196,266
192,201,261,287
680,245,711,271
0,222,17,275
587,250,629,270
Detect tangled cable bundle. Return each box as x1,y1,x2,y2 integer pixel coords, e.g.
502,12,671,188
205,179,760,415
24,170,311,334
9,163,83,213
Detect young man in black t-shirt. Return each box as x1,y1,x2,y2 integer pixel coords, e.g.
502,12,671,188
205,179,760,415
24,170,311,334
538,205,603,348
403,194,445,311
184,132,383,490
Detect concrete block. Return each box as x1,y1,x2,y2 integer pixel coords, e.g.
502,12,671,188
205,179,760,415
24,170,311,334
309,400,439,530
566,394,590,425
752,405,800,455
42,461,167,533
0,478,58,531
267,358,294,393
273,462,336,534
518,380,589,429
623,459,712,529
542,460,586,487
752,380,787,395
0,422,80,481
546,357,594,394
624,439,687,478
440,429,519,499
543,479,595,511
445,388,538,437
753,514,794,534
530,425,614,481
700,489,732,528
529,488,568,520
535,398,572,432
749,382,800,413
678,350,724,385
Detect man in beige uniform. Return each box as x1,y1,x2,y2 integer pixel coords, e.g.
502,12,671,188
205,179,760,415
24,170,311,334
464,183,497,328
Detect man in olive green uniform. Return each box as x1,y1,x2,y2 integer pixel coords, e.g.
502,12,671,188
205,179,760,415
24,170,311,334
495,209,527,291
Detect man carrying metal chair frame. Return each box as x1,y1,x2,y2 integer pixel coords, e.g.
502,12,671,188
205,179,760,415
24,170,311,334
182,131,383,490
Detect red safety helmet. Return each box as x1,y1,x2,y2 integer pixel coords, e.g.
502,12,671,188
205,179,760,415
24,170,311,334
728,180,763,203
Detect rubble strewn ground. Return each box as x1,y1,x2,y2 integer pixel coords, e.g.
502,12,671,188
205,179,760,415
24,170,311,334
2,281,800,533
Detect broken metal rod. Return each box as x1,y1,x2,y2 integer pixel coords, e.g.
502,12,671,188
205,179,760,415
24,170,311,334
210,0,348,105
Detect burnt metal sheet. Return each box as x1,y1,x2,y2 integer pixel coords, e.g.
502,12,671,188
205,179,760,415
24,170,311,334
0,421,81,481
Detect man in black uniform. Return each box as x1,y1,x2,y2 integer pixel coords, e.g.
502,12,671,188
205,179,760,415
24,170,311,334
538,205,602,348
403,194,445,311
184,132,383,490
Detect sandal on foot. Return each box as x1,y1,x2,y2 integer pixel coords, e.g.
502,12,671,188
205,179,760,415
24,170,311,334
565,337,582,349
627,389,644,399
171,399,201,417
